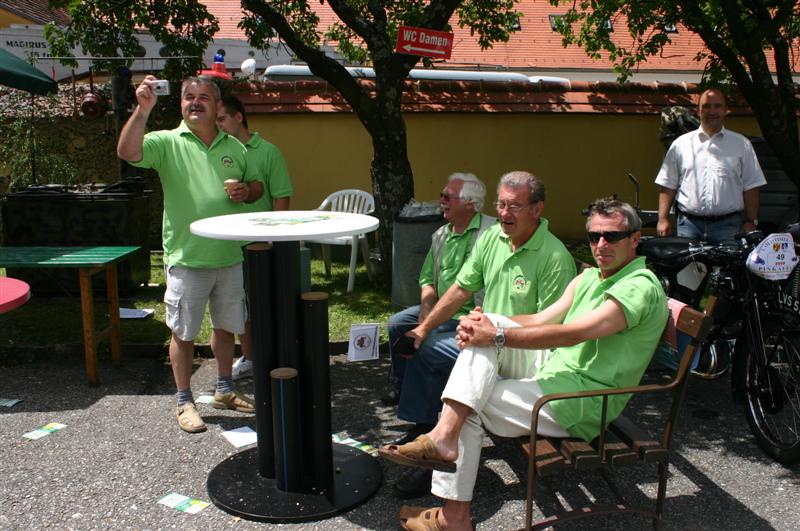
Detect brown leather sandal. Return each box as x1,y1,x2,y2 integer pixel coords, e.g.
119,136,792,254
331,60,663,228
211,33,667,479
378,434,456,473
398,506,443,531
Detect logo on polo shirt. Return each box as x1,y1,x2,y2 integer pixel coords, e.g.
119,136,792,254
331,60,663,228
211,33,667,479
513,274,527,291
221,155,234,167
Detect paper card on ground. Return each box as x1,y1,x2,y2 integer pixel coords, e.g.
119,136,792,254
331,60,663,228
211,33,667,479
332,431,379,456
0,398,21,407
23,422,66,440
158,493,210,514
195,395,215,404
120,307,155,319
221,426,257,448
347,324,379,362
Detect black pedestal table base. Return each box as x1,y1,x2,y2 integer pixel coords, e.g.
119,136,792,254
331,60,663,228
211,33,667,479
206,443,383,523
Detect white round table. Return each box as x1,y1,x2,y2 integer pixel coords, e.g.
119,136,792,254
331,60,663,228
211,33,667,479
190,210,378,243
190,210,381,523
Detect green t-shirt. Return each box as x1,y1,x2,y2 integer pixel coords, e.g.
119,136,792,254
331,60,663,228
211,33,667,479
242,132,293,212
537,257,669,441
418,212,484,318
131,121,252,268
455,219,575,315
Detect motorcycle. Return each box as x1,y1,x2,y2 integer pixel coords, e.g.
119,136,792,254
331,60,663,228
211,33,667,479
588,175,800,465
638,229,800,465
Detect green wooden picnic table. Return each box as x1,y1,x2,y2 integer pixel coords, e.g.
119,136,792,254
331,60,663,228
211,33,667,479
0,246,140,386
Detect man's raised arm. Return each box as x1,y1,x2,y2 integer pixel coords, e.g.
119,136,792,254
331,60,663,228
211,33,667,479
117,75,158,162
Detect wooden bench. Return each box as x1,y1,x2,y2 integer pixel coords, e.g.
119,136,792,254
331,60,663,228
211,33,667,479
0,246,140,386
519,303,713,530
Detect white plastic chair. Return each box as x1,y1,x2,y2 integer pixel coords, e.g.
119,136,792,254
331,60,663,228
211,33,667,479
306,189,375,292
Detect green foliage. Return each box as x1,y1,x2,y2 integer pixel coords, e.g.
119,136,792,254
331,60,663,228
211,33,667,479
45,0,219,81
0,112,78,190
549,0,799,85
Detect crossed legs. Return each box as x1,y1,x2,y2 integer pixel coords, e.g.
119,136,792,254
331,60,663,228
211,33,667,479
381,314,569,529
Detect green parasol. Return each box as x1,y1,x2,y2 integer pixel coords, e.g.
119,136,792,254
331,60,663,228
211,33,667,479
0,48,57,95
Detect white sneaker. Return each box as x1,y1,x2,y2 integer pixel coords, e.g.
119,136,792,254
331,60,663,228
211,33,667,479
232,357,254,380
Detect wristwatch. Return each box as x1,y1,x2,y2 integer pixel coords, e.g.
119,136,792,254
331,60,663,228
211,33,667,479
494,326,506,352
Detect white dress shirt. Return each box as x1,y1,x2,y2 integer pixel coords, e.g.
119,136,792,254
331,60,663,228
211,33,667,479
655,127,766,216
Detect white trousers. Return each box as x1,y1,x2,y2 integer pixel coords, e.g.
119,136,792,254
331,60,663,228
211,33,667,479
431,314,569,502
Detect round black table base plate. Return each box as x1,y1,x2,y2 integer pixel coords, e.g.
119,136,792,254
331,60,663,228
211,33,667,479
206,443,383,523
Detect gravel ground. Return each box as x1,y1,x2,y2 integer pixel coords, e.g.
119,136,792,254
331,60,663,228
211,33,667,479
0,350,797,530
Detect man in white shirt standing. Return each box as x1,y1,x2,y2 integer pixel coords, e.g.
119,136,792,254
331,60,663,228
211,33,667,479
655,88,766,243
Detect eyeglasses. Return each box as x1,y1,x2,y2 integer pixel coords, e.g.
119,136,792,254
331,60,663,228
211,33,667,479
586,230,635,244
494,201,529,213
440,192,458,201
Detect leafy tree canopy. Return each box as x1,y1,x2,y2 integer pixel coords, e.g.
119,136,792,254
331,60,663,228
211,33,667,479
550,0,800,198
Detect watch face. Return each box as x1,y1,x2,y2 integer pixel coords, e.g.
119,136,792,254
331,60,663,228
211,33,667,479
495,328,505,348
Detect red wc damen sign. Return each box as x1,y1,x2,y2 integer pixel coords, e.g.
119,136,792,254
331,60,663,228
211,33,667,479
395,25,454,59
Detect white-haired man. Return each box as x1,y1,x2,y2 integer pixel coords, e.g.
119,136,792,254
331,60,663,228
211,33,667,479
386,172,495,419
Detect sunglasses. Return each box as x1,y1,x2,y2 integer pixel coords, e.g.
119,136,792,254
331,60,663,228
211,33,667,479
586,230,635,244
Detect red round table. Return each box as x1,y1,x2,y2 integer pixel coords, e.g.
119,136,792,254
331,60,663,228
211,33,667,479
0,277,31,313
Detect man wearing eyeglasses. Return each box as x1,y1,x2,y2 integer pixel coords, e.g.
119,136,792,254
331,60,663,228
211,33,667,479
390,171,575,498
379,199,667,530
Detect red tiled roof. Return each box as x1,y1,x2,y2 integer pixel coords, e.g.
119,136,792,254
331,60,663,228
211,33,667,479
206,0,796,74
0,0,69,26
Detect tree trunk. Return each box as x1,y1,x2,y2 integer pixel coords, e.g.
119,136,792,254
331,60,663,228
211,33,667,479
357,75,415,287
370,129,414,286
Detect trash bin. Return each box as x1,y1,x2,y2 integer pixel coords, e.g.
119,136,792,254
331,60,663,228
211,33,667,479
1,180,151,295
391,200,445,308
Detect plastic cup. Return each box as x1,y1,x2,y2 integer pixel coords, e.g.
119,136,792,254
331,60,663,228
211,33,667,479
224,179,239,195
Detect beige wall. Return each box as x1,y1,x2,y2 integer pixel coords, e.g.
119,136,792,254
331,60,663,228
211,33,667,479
0,9,30,27
249,111,765,241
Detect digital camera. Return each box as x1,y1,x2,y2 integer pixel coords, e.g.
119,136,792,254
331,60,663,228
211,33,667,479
152,80,170,96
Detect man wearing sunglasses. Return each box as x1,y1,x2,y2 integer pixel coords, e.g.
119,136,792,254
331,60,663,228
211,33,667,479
390,171,575,498
379,199,667,530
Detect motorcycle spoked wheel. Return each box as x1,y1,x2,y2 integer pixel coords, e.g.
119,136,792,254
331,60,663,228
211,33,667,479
742,325,800,465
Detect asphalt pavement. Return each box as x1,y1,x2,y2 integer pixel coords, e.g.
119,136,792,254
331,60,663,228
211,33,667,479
0,348,797,530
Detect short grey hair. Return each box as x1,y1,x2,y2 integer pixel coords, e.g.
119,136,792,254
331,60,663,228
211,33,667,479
181,75,221,101
498,171,545,204
585,197,642,232
448,172,486,212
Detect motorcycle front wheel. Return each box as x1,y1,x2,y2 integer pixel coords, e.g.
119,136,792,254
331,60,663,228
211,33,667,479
742,325,800,465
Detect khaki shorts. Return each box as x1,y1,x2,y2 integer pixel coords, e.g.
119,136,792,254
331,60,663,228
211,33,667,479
164,264,246,341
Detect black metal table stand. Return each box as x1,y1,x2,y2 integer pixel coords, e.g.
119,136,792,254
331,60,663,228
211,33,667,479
206,241,383,523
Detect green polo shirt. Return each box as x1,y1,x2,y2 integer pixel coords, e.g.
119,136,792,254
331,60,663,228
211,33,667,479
537,257,668,442
418,212,484,318
131,121,253,268
242,132,293,212
456,219,575,315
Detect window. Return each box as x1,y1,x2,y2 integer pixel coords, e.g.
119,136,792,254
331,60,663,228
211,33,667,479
601,19,613,32
549,14,565,31
663,22,678,33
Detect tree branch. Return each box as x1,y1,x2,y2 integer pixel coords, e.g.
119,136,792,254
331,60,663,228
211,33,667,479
242,0,378,128
678,1,755,97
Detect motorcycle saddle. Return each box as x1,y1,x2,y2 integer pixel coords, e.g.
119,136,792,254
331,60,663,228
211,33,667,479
638,236,697,261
